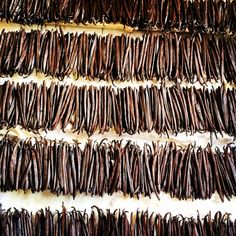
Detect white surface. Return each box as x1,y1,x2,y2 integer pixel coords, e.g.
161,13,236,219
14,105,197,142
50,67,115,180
1,191,235,218
0,127,234,150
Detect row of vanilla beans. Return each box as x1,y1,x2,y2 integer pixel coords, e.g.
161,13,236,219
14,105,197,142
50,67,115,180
0,0,235,32
0,135,235,201
0,30,235,83
1,207,235,236
0,81,236,137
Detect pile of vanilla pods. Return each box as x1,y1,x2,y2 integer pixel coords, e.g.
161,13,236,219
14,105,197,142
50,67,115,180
0,0,235,32
0,1,236,235
0,135,235,201
0,81,236,136
1,207,235,236
0,30,235,82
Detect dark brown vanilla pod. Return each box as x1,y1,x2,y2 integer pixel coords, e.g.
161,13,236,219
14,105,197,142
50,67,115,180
0,30,235,83
1,81,236,137
0,207,235,236
0,0,235,33
0,135,235,200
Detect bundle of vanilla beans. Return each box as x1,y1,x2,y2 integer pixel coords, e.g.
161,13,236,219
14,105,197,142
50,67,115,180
0,1,236,234
0,81,236,136
0,0,235,33
1,207,235,236
0,30,235,83
0,135,235,201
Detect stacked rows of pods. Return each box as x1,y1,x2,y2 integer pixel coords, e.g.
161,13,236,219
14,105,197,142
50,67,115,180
0,1,236,235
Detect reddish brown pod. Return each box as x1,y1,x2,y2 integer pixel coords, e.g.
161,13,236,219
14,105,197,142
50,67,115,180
0,135,235,201
0,207,235,236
